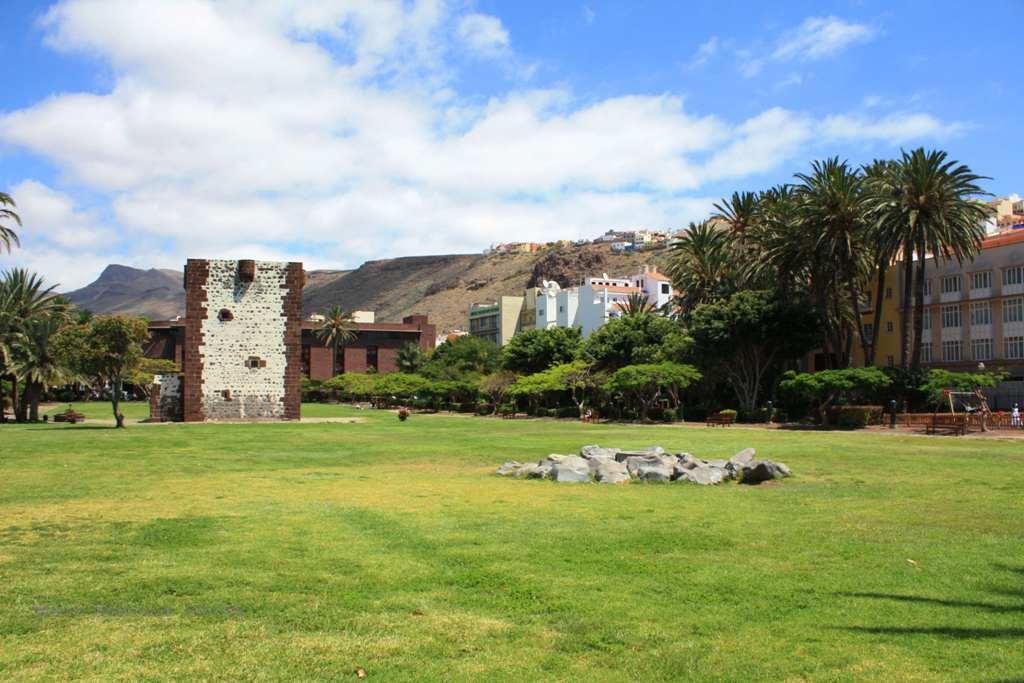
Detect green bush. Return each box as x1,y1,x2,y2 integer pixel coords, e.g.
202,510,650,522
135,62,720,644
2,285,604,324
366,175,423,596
718,409,738,419
556,406,579,419
830,405,883,429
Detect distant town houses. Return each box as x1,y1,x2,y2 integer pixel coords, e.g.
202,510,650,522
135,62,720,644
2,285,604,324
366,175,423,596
987,194,1024,233
484,228,675,256
467,264,676,345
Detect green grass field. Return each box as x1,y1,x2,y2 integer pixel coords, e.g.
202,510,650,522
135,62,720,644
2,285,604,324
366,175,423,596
2,404,1023,681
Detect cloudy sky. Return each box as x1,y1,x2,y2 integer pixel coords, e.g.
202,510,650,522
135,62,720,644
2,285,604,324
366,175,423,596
0,0,1019,290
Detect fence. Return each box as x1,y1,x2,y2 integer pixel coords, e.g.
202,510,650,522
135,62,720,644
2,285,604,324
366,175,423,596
895,412,1023,431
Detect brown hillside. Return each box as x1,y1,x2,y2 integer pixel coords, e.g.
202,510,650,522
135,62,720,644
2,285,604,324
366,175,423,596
65,246,671,334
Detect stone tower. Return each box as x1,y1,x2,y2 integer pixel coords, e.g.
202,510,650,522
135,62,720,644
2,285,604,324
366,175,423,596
174,258,304,421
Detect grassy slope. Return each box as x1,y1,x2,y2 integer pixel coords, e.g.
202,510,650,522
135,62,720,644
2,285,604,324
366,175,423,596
2,406,1023,681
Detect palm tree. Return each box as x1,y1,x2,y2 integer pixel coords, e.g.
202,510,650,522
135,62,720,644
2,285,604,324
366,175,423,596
616,293,657,317
315,305,358,376
0,269,65,421
667,221,737,314
884,149,992,369
0,192,20,253
792,158,872,367
17,312,74,421
861,159,905,366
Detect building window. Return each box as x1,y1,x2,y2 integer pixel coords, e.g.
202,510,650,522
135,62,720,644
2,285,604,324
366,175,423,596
971,338,993,361
923,279,932,297
1004,297,1024,324
941,304,961,328
920,342,932,363
971,271,992,290
922,310,931,331
941,275,961,294
886,355,894,367
885,286,892,299
1004,266,1024,287
970,301,991,326
366,346,378,371
559,305,564,313
537,309,544,317
886,321,893,333
863,323,874,340
661,283,670,294
942,340,962,362
1006,336,1024,360
244,356,265,369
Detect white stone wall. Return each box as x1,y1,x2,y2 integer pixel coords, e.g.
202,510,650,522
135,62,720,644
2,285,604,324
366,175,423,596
152,373,182,421
199,260,289,419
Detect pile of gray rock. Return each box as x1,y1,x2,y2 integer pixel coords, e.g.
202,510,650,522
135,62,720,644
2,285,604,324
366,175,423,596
496,445,790,485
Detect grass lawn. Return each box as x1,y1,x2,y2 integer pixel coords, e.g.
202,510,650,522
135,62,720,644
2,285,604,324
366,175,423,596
2,404,1023,681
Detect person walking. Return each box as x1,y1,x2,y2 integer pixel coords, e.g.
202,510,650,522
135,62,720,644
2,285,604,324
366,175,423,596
1012,403,1021,428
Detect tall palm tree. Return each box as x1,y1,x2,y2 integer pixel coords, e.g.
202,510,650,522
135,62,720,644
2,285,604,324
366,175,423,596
616,293,657,317
884,149,992,369
17,311,74,421
793,158,872,367
0,269,65,421
315,305,358,376
667,221,737,314
861,159,905,366
0,192,21,253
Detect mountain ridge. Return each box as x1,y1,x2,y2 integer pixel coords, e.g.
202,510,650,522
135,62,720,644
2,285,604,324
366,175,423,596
63,247,668,333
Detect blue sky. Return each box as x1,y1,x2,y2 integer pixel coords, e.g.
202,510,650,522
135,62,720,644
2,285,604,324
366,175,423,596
0,0,1020,289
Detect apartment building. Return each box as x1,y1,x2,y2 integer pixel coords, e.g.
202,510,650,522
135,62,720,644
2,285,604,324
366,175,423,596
468,296,525,346
856,230,1024,380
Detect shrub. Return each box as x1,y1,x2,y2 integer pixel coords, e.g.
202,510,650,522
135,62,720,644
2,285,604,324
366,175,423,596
556,406,579,419
397,407,410,422
718,408,738,419
830,405,884,429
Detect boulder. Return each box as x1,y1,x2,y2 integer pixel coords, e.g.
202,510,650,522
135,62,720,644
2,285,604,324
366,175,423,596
530,462,553,479
552,455,591,483
774,462,791,478
706,459,729,469
496,461,523,476
590,458,631,484
580,445,620,460
625,454,674,482
516,463,542,478
615,446,665,463
684,465,725,486
729,448,756,467
739,460,780,484
677,453,703,470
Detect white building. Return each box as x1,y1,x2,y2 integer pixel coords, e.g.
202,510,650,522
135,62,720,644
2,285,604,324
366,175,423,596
521,265,674,338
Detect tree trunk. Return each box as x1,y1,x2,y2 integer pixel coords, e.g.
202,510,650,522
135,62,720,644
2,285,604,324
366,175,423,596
112,376,125,428
11,375,23,423
868,263,887,366
21,381,42,422
900,245,913,368
911,244,927,371
849,278,869,367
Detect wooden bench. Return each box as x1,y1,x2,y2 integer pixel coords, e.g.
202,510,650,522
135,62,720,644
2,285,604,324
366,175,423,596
706,412,735,427
925,413,967,436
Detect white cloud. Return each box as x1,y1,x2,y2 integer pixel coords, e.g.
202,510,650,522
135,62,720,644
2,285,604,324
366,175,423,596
739,15,875,78
773,16,875,62
0,1,962,291
457,13,509,58
688,36,719,69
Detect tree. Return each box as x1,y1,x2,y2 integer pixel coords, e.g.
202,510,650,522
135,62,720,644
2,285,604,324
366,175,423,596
1,269,65,422
547,360,604,418
603,362,701,421
689,290,821,415
323,372,380,401
376,372,430,403
777,367,892,424
315,306,358,375
131,357,179,397
500,326,581,375
580,314,691,370
882,149,992,369
919,369,1006,410
0,192,20,253
667,220,738,315
478,371,518,412
57,315,149,428
396,343,427,374
617,293,656,317
17,311,75,421
422,335,500,380
793,158,873,366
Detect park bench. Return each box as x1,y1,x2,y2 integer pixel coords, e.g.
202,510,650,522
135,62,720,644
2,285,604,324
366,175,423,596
925,413,967,436
705,412,734,427
52,408,86,424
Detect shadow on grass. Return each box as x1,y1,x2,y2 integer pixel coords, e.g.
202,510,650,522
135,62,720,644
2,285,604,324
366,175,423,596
836,564,1024,640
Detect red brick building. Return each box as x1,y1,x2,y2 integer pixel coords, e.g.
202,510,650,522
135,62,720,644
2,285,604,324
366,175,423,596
148,313,435,382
